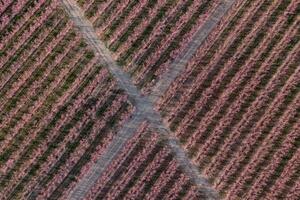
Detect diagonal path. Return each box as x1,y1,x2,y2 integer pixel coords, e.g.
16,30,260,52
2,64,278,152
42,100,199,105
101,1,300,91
149,0,236,102
60,0,234,199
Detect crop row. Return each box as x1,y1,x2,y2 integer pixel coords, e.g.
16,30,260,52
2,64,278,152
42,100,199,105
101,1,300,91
166,0,285,132
158,0,300,198
0,1,14,15
0,1,56,68
85,123,200,200
159,0,249,114
0,0,55,49
80,0,219,91
0,2,133,199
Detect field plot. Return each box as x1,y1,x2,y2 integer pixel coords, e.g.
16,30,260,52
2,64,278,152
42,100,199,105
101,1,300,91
78,0,221,91
159,0,300,199
1,0,300,199
85,123,201,200
0,1,133,199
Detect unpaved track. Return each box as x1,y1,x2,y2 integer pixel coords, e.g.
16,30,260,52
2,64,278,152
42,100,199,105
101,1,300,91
60,0,234,199
150,0,236,102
